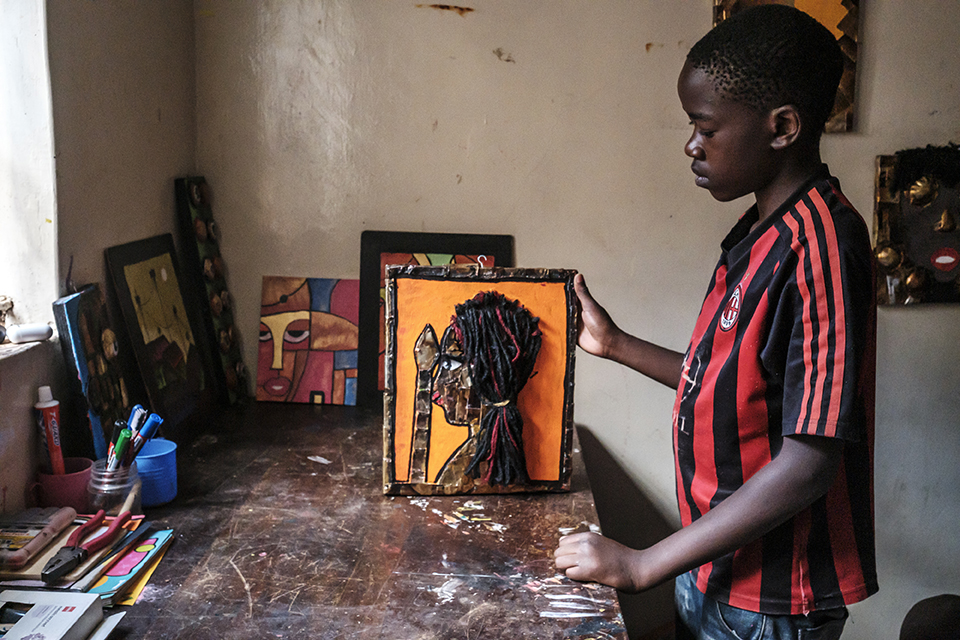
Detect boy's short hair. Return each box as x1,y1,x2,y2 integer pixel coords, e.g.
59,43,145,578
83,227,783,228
687,4,843,136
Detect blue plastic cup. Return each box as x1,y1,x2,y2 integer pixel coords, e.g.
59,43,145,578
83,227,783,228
137,438,177,507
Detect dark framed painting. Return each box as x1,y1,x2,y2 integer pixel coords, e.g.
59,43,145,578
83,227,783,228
873,145,960,305
382,264,577,495
105,234,209,431
53,283,131,459
713,0,859,132
357,230,514,407
257,276,359,405
175,177,249,405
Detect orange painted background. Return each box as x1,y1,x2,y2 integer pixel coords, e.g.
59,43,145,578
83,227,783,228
392,279,571,483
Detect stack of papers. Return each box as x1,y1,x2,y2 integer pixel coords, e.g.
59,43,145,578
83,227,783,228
0,590,125,640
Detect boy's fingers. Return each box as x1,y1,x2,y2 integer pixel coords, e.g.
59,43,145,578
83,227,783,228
573,273,591,300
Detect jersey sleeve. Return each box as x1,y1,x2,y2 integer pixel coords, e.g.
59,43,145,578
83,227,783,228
780,191,875,441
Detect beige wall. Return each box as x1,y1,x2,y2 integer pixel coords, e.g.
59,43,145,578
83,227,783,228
49,0,196,293
0,0,58,326
7,1,957,638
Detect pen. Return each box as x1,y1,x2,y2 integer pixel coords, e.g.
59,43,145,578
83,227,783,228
108,429,131,471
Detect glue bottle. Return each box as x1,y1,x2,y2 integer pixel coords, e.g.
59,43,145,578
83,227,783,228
35,386,65,475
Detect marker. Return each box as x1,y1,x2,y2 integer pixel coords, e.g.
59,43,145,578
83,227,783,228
108,429,131,471
127,405,147,433
107,421,126,460
130,413,163,460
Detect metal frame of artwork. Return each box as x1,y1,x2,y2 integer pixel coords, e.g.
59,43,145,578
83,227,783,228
357,230,514,407
382,264,577,495
873,146,960,305
713,0,859,133
105,234,210,431
175,177,248,405
256,276,360,405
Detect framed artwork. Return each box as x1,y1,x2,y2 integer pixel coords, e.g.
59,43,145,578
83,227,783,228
257,276,360,405
382,264,577,495
357,230,514,407
105,234,208,431
53,283,130,459
175,177,248,405
713,0,859,132
873,145,960,305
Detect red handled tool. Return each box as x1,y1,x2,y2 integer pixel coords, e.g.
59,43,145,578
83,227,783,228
41,509,132,584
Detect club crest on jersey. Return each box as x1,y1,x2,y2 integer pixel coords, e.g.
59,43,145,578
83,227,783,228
719,283,743,332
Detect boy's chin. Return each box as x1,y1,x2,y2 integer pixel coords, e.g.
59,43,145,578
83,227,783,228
703,185,749,203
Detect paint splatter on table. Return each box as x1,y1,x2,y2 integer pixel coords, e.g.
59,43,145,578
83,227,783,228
116,403,627,639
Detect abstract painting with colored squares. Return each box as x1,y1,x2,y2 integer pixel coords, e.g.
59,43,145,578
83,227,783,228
257,276,360,405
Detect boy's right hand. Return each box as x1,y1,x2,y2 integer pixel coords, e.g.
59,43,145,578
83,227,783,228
574,273,622,359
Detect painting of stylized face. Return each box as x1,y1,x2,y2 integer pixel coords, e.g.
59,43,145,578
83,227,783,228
257,277,359,404
385,269,577,494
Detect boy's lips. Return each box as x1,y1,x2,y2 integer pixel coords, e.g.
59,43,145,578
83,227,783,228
691,165,708,187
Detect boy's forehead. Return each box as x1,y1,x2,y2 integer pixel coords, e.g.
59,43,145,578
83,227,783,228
679,61,765,117
678,64,723,109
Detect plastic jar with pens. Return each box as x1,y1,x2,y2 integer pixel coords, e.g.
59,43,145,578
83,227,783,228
87,459,141,516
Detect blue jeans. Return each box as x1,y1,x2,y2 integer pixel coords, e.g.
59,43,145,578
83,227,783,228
674,571,848,640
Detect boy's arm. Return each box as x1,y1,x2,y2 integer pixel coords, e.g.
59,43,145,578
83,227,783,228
554,433,843,592
575,274,684,389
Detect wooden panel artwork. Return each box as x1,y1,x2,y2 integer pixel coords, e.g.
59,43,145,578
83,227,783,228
383,265,578,495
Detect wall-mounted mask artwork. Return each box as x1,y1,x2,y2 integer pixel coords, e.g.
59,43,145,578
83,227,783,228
874,145,960,305
382,265,577,495
713,0,859,132
257,277,359,404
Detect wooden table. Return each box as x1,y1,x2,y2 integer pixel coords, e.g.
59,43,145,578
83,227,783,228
115,402,627,639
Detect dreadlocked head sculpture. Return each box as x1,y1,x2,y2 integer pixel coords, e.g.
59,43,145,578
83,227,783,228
435,292,542,486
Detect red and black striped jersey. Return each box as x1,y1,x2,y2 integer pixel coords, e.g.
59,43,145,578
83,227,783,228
672,167,878,615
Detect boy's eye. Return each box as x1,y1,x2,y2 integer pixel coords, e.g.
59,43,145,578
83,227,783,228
688,121,714,138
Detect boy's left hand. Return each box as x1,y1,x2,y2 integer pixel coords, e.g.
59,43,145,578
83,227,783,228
554,531,643,593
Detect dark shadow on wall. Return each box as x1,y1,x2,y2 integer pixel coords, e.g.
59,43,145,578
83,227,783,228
576,423,678,640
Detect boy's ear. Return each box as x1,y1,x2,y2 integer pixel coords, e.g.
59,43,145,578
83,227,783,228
768,105,802,150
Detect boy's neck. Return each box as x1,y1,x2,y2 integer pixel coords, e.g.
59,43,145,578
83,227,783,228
752,147,824,229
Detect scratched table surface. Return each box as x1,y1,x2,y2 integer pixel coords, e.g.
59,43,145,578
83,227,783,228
114,403,627,639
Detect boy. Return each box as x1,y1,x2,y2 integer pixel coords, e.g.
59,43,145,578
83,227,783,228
554,6,877,639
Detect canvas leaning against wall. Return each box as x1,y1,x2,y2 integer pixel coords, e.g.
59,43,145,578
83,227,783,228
382,265,577,496
53,283,130,459
175,176,248,405
105,234,208,431
356,231,515,407
257,276,360,405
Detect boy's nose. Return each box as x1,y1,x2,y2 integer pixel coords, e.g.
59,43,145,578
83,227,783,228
684,136,704,160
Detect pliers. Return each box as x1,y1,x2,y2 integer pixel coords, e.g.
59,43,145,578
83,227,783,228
41,510,132,584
